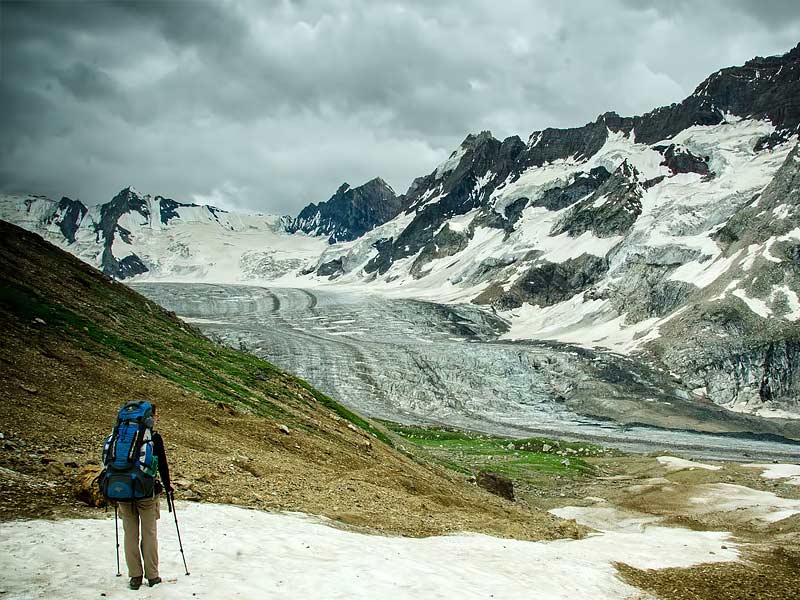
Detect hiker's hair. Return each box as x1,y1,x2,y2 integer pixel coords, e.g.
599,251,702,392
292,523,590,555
151,404,157,415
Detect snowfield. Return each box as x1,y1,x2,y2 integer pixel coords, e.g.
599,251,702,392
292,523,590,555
0,501,742,600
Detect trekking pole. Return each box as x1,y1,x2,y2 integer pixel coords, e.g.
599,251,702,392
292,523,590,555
113,504,121,577
167,491,190,575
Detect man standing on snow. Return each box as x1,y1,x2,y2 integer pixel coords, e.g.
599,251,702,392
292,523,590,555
116,404,173,590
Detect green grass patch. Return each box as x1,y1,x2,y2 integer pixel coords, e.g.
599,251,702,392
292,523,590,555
382,420,609,481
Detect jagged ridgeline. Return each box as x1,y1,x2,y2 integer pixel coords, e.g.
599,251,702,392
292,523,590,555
0,220,569,538
311,43,800,418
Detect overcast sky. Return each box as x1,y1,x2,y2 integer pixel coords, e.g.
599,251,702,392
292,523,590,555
2,1,799,215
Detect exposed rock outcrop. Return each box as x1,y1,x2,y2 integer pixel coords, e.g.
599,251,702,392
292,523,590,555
288,178,402,243
550,161,643,239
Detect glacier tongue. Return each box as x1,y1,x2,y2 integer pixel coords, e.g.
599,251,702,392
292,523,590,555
132,282,800,460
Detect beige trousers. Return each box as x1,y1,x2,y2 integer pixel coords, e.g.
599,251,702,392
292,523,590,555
118,495,161,579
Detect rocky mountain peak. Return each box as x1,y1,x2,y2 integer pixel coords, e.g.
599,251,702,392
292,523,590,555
462,130,497,148
108,186,148,214
287,177,403,244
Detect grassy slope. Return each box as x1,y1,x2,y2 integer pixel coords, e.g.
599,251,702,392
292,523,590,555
0,220,578,540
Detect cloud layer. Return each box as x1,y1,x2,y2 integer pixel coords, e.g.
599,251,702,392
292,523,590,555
1,0,799,214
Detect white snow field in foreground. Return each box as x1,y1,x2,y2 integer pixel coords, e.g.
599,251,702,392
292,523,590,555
0,501,739,600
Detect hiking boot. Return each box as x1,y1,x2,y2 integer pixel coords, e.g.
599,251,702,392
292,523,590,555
129,576,143,590
148,577,162,587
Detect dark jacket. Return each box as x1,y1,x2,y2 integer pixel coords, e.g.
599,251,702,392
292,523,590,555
152,431,172,495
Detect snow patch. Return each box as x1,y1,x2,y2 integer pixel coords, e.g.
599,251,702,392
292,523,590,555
669,250,741,289
0,501,741,600
688,484,800,523
434,145,467,179
742,463,800,486
657,456,722,472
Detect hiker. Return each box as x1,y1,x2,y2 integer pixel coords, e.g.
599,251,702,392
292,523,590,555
101,401,173,590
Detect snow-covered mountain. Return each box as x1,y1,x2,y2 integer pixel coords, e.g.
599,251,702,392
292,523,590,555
286,177,403,243
0,187,327,282
306,44,800,417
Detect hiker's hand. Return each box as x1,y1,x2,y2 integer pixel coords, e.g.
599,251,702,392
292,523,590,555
166,484,174,494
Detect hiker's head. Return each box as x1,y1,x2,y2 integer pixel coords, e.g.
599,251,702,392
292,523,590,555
151,404,158,422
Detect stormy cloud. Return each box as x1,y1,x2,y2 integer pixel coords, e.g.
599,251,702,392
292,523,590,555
1,0,799,214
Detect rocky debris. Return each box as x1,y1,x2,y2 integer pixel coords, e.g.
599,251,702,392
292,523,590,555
234,458,264,478
278,424,290,435
74,465,105,507
476,470,515,501
654,143,711,176
288,178,403,244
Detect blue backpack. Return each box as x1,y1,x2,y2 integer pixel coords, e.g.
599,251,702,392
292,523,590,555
100,401,159,500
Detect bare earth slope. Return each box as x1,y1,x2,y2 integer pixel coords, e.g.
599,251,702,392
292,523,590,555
0,219,575,540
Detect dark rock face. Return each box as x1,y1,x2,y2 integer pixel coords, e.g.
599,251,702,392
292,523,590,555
550,161,643,238
97,187,149,245
363,134,527,275
100,245,149,280
516,116,618,173
159,196,199,225
631,43,800,144
531,167,611,211
317,258,344,278
754,131,791,152
476,470,514,501
288,178,402,243
607,261,698,320
689,339,800,408
654,144,711,176
49,197,88,243
515,43,800,163
477,254,608,310
96,187,150,279
410,225,470,279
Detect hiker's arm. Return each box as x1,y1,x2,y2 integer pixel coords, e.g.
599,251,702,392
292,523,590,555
154,432,173,493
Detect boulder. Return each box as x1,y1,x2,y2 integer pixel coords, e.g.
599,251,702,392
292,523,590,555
476,470,514,501
74,465,106,507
